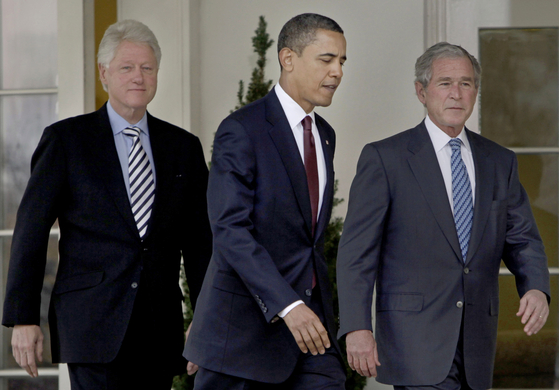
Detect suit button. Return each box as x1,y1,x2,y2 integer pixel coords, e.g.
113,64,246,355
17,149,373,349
131,282,138,289
456,301,463,308
464,268,470,274
143,247,148,252
305,289,312,297
262,307,268,313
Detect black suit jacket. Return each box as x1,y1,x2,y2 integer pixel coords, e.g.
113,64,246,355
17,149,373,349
337,121,550,389
2,104,212,366
184,90,340,383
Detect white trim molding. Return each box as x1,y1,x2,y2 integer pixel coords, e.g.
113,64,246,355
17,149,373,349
424,0,447,49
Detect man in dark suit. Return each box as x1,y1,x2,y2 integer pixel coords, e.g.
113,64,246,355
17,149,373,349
2,20,211,390
337,42,550,390
184,13,347,390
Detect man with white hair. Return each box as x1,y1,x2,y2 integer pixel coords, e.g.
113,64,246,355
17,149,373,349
3,19,211,389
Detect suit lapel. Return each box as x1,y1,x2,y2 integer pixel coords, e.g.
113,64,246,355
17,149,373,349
266,92,314,237
86,105,139,237
465,131,494,264
314,116,334,241
407,123,463,261
145,113,173,237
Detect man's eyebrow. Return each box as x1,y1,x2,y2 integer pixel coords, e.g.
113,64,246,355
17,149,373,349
318,52,347,61
436,76,473,81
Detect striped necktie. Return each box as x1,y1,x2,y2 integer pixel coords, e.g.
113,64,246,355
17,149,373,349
449,138,473,262
123,126,155,238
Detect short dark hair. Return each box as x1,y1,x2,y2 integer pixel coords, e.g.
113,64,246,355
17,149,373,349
415,41,481,89
277,13,343,57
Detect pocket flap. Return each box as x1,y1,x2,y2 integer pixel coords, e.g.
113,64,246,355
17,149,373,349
377,293,423,312
53,271,104,294
213,270,251,297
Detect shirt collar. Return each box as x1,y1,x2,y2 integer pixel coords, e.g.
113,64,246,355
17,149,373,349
274,83,316,129
107,100,149,136
424,114,471,153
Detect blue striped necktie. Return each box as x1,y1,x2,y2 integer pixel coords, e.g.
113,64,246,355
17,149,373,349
123,126,155,238
449,138,473,262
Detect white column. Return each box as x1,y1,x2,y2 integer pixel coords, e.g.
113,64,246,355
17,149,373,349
58,364,70,390
424,0,447,49
57,0,95,120
118,0,192,133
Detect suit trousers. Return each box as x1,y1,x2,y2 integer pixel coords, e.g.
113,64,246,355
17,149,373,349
193,289,346,390
68,282,183,390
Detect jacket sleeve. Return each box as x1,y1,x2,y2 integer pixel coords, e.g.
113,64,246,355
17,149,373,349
207,118,301,322
3,126,65,326
336,143,390,338
501,154,550,301
181,136,212,310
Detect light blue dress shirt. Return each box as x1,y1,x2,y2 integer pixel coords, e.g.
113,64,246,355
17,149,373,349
106,101,156,201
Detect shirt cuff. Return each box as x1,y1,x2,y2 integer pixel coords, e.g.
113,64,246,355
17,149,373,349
278,300,305,318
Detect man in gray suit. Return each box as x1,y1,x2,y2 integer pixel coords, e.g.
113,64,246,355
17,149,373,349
336,42,550,390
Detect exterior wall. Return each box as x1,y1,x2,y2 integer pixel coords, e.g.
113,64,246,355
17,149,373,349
118,0,425,218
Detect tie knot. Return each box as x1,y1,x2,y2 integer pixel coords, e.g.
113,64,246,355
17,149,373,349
302,116,312,132
123,126,141,138
449,138,462,151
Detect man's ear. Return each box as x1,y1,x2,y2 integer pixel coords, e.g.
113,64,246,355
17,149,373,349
99,63,107,84
415,81,427,105
279,47,294,72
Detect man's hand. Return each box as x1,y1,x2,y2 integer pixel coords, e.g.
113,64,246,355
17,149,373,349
12,325,44,377
283,304,330,355
184,322,199,375
517,289,549,336
346,329,381,377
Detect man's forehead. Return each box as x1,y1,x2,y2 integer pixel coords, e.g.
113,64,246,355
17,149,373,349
305,30,345,50
431,59,474,79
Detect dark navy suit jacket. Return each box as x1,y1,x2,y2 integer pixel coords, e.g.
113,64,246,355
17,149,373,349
184,90,340,383
337,121,550,389
3,105,212,369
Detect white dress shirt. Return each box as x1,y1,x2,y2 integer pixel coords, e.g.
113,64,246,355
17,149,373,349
424,115,476,212
274,83,327,214
274,83,328,318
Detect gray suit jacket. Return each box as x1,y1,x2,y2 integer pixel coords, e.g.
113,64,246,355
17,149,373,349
337,121,550,389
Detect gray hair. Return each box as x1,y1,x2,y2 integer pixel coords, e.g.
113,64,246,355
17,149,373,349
277,13,343,61
415,42,481,89
97,19,161,69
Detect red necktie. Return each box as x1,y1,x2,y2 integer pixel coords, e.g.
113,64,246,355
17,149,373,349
302,116,318,289
302,116,319,236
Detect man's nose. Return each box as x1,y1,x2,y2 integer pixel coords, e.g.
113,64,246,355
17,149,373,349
131,67,144,83
449,83,461,99
330,62,343,78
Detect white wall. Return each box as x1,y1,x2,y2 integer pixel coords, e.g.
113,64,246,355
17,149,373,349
116,0,426,217
119,0,192,134
194,0,425,218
